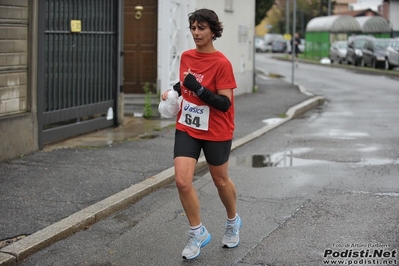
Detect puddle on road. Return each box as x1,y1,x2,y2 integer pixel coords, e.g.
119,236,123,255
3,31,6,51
356,158,398,165
313,129,370,140
229,149,398,168
262,118,285,125
229,152,325,168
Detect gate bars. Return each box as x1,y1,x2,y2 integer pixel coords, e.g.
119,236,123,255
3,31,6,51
37,0,122,148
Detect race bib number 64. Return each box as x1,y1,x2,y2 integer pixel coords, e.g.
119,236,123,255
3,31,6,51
178,99,210,131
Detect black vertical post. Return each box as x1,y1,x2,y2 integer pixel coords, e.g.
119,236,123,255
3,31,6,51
37,0,46,150
291,0,297,85
115,0,124,126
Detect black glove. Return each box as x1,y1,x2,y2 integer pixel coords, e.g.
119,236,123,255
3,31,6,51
183,73,231,112
173,81,181,96
183,73,202,93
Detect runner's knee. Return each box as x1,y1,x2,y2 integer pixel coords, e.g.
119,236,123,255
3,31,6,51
175,175,194,192
211,174,230,189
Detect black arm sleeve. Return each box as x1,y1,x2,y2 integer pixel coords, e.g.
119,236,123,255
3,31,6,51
181,74,231,112
173,82,181,96
197,87,231,112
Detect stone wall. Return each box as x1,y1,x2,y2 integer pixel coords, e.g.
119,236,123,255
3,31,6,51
0,0,38,162
0,0,28,116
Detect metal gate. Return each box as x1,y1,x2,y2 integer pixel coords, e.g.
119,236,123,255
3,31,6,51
37,0,121,148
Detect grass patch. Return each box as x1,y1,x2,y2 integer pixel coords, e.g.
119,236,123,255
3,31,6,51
269,73,284,78
278,113,288,118
76,145,104,149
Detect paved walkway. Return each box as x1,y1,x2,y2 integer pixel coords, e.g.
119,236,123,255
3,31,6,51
0,76,324,265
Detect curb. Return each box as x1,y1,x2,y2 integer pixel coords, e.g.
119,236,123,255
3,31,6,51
0,91,325,266
231,95,324,151
272,55,399,79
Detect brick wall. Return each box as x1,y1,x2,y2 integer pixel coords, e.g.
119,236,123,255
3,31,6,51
0,0,28,116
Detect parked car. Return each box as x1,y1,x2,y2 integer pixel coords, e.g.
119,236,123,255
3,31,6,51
385,37,399,70
271,39,288,53
264,33,285,52
346,35,368,66
361,38,392,69
255,37,268,53
329,41,347,64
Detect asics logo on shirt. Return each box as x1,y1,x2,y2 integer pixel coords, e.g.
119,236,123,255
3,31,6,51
183,103,205,114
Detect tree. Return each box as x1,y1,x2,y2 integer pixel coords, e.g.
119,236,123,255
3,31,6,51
255,0,275,25
264,0,336,37
316,0,336,17
266,5,285,33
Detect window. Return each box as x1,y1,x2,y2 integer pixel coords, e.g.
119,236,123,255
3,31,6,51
354,39,366,49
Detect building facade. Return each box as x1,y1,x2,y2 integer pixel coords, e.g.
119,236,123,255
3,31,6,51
0,0,255,162
379,0,399,37
334,0,357,14
0,0,38,161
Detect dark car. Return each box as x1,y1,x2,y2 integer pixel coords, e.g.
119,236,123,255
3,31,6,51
329,41,347,64
263,33,285,52
385,37,399,70
271,40,288,53
346,35,368,66
361,38,392,69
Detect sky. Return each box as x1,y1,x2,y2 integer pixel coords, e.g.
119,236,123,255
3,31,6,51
350,0,382,11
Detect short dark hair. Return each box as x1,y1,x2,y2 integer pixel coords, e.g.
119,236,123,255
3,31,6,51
188,8,223,41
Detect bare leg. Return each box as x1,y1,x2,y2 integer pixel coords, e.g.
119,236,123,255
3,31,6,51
208,161,236,219
174,156,201,226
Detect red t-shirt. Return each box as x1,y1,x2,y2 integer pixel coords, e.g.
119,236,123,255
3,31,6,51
176,49,237,141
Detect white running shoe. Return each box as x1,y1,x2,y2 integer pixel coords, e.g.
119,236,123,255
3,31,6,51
222,215,242,248
182,226,212,260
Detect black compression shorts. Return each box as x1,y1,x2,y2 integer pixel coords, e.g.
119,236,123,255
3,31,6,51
174,129,232,166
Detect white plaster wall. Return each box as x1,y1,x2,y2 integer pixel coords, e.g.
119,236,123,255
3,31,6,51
157,0,255,97
390,1,399,32
195,0,255,96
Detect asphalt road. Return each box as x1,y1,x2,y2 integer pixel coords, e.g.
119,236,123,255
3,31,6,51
16,55,399,266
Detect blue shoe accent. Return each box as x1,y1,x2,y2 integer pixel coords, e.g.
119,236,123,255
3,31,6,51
222,214,242,248
182,226,212,260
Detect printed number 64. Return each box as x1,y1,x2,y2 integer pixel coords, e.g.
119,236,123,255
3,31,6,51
185,114,201,127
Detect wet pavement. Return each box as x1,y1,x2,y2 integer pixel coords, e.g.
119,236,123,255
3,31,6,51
0,76,324,265
43,117,176,152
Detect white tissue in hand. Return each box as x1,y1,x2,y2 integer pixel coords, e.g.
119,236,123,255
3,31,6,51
158,90,180,118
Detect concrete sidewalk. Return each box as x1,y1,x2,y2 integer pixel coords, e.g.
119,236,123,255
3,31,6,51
0,76,324,265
